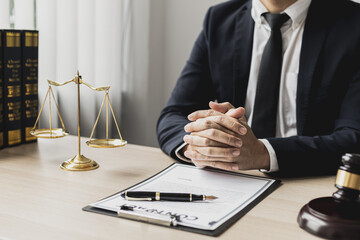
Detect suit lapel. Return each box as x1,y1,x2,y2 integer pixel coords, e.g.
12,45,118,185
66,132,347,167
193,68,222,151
297,0,330,135
233,0,254,107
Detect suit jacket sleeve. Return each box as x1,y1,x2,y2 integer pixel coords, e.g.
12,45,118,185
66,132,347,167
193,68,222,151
156,8,216,160
268,68,360,176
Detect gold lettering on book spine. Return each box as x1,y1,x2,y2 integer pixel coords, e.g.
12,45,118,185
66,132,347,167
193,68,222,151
25,99,38,118
25,32,38,47
7,85,21,97
0,132,3,146
25,59,38,81
8,129,21,145
8,102,21,121
6,32,20,47
25,83,38,95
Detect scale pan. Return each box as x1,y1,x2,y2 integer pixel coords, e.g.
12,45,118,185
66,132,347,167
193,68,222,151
86,139,127,148
30,128,70,138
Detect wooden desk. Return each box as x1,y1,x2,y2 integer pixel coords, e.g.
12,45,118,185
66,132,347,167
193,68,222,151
0,136,332,239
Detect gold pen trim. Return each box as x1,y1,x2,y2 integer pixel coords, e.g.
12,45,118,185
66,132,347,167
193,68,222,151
155,192,160,201
190,193,192,202
125,192,152,201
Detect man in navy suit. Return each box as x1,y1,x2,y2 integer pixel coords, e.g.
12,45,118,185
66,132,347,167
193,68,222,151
156,0,360,176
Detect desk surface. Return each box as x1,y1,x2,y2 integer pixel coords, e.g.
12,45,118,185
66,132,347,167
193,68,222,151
0,136,331,239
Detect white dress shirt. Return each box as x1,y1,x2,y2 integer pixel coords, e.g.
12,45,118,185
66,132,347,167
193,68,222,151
176,0,312,172
248,0,311,172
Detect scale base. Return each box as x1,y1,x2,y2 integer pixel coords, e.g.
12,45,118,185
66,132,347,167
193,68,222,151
297,197,360,240
60,154,99,171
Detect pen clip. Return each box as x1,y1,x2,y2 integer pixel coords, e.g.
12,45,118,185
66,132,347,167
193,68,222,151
125,196,153,201
118,206,178,226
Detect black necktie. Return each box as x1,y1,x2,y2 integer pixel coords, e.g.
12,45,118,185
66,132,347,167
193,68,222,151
252,13,289,138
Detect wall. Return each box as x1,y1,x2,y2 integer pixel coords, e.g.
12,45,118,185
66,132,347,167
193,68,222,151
161,0,225,103
122,0,225,147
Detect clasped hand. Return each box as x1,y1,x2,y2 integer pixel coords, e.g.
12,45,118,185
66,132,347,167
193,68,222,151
183,101,270,171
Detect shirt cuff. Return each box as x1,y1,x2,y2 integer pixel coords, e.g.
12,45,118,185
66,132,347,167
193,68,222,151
175,142,193,163
259,139,279,173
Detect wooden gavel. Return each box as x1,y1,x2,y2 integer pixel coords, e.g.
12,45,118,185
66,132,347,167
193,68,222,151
297,153,360,240
333,153,360,204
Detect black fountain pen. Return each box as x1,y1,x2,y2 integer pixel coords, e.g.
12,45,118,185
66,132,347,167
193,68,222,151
121,191,217,202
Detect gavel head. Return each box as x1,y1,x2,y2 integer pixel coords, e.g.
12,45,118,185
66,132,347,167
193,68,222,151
333,153,360,204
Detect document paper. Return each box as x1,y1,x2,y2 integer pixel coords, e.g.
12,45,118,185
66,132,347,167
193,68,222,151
89,164,277,230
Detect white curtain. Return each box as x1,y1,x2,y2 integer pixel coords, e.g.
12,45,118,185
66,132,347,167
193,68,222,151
37,0,129,139
0,0,130,140
0,0,10,28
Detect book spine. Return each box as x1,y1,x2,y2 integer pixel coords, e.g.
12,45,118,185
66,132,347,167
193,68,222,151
0,30,3,149
21,30,38,144
2,30,22,147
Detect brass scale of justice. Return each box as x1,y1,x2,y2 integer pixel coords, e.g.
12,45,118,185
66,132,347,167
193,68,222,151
30,71,127,171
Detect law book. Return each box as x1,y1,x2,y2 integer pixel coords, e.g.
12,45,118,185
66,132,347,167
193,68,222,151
21,30,38,144
0,30,3,149
2,30,22,147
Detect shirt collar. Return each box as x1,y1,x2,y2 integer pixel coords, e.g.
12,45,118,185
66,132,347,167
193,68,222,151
251,0,312,30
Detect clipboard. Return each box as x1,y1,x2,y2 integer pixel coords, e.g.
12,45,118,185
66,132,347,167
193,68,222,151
83,163,281,236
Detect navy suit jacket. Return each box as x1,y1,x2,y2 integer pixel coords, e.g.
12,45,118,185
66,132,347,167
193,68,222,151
157,0,360,176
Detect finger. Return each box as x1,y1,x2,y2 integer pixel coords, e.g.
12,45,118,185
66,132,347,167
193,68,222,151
188,113,246,135
205,115,247,135
193,159,239,171
185,144,240,158
191,129,243,147
184,150,236,162
195,146,240,158
209,101,245,119
226,107,246,119
209,101,235,113
188,109,222,121
184,118,239,136
183,134,229,147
